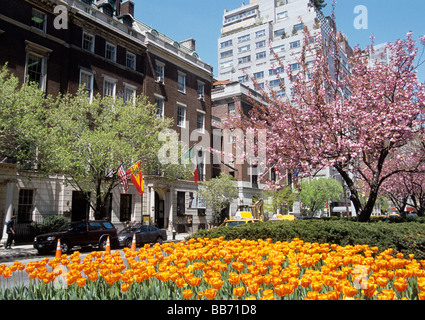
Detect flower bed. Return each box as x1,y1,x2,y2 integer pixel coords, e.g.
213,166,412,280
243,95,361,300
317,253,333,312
1,237,424,300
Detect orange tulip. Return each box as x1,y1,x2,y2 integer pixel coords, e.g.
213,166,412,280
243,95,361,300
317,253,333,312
121,283,130,292
204,288,217,300
211,278,224,290
342,285,357,298
274,284,286,297
228,272,240,285
311,281,323,292
394,278,408,293
176,278,186,288
183,289,193,299
247,282,260,295
187,276,201,287
76,277,87,287
233,286,245,297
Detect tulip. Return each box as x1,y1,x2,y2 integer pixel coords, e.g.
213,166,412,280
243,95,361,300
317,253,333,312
76,277,87,287
247,282,260,295
233,286,245,297
183,289,193,299
204,288,217,300
394,278,408,293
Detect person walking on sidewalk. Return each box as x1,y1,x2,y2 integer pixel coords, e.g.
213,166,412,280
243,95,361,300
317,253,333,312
5,216,16,249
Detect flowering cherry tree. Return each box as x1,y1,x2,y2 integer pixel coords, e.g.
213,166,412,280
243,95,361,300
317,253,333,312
225,21,425,222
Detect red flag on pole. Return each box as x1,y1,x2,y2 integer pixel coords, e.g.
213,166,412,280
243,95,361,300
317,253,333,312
126,162,144,195
194,167,199,183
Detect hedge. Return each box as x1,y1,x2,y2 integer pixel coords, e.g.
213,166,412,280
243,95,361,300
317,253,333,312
189,218,425,260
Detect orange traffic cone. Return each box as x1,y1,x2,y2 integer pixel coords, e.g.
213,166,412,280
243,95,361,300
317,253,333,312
105,236,111,255
55,239,62,259
131,234,137,252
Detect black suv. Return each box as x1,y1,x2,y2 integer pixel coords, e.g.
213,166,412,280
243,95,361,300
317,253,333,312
34,220,118,254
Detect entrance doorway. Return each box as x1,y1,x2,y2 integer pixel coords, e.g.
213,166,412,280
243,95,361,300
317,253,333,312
155,192,165,228
71,191,90,222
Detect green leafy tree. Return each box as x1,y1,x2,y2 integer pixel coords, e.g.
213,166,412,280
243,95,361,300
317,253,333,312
0,65,186,219
0,64,50,166
263,186,298,217
299,178,343,216
198,173,238,225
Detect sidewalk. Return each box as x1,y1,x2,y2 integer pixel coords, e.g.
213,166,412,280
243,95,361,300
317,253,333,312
0,244,38,263
0,233,190,263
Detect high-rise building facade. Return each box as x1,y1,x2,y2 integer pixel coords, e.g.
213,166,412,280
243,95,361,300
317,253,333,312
217,0,351,96
213,0,354,218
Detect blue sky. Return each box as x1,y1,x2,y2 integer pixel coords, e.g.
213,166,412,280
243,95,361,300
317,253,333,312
135,0,425,81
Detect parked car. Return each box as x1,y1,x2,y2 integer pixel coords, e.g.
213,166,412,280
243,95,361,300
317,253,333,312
34,220,118,254
118,225,167,247
219,218,262,227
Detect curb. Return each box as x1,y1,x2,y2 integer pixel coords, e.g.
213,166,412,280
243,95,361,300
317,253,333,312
0,248,39,263
0,236,190,263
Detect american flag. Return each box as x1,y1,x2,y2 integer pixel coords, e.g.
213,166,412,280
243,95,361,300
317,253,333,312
118,165,129,193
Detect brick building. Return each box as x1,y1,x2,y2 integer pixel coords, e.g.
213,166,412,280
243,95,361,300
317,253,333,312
211,80,268,218
0,0,214,242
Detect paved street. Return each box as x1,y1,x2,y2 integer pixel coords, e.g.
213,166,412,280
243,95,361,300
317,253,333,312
0,232,189,263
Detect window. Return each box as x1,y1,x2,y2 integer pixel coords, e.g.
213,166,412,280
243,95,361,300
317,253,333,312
277,11,288,20
82,32,95,52
120,194,132,222
155,95,164,118
269,67,285,76
79,70,94,101
274,28,286,38
220,40,233,48
220,50,233,59
272,45,285,54
256,40,266,49
220,60,233,69
103,77,116,97
177,192,185,216
238,75,249,83
197,149,204,182
26,54,43,85
255,30,266,38
251,166,258,189
126,52,136,70
253,71,264,79
228,103,235,115
124,85,136,104
290,40,301,49
178,72,186,93
270,79,284,87
238,45,250,53
256,51,266,60
238,55,251,64
31,9,46,32
89,222,103,231
18,189,34,222
197,112,205,133
197,81,205,100
177,103,186,128
237,34,250,43
290,63,300,70
294,23,304,32
224,9,257,25
105,42,116,62
155,61,165,83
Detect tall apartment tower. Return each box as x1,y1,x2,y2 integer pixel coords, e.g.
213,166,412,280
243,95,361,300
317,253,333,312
217,0,348,95
214,0,354,217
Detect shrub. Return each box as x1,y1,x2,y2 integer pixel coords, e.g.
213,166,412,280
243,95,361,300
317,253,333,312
189,218,425,259
32,215,68,235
